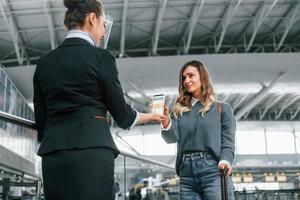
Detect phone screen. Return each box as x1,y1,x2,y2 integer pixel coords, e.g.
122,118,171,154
152,94,165,115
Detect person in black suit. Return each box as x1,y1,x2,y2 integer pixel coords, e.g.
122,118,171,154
33,0,163,199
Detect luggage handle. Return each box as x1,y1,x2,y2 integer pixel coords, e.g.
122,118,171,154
219,168,228,200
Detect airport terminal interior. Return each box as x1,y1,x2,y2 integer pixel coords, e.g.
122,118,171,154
0,0,300,199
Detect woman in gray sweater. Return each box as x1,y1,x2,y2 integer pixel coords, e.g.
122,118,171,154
161,60,235,200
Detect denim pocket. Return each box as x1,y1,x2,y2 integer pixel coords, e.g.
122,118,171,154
204,155,218,166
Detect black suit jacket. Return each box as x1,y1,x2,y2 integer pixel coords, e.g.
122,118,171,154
33,38,136,157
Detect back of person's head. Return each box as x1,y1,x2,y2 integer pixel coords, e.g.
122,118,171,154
143,180,149,186
63,0,103,30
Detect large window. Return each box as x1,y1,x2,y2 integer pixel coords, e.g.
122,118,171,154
295,131,300,154
118,129,300,156
236,131,266,154
234,130,298,155
0,66,36,161
118,133,176,156
266,131,295,154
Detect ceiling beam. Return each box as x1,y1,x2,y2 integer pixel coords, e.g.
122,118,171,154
260,3,295,45
122,43,300,53
232,93,248,111
152,0,168,56
124,93,147,107
126,80,151,105
124,93,149,113
0,56,40,66
183,0,205,54
43,0,56,50
167,95,176,108
275,95,300,120
119,0,128,57
272,4,295,32
245,0,279,52
275,3,300,51
0,26,65,36
127,37,151,49
211,3,230,36
207,3,229,50
0,0,29,65
222,93,231,102
130,24,175,47
235,72,284,120
291,107,300,120
235,2,263,44
0,31,49,61
215,0,242,53
259,94,284,120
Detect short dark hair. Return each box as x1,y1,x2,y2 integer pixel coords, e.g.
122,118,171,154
63,0,103,30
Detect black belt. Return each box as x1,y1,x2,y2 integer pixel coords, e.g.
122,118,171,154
182,151,207,158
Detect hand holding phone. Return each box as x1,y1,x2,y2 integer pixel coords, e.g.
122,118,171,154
152,94,165,115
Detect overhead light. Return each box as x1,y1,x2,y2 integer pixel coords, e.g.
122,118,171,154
243,173,253,183
265,173,275,182
276,172,286,182
232,173,241,183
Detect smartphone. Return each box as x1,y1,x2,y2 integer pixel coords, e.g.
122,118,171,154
152,94,165,115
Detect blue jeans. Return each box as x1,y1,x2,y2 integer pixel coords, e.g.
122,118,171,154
179,152,234,200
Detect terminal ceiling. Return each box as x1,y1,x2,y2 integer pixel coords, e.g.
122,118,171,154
0,0,300,65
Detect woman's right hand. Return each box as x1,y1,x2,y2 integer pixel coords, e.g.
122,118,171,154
161,106,170,128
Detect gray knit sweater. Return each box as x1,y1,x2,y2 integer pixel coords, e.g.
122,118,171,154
161,101,236,175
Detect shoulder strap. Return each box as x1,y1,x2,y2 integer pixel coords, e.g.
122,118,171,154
217,102,223,122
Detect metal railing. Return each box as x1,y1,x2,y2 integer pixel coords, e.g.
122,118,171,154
0,110,176,200
0,110,173,170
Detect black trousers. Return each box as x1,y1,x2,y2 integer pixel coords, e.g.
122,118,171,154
42,147,114,200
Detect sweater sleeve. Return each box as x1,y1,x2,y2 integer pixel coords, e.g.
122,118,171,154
161,116,179,144
219,102,236,164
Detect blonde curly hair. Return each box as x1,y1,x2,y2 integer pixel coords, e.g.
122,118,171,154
173,60,215,118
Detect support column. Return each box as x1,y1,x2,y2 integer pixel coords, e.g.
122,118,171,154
2,178,11,200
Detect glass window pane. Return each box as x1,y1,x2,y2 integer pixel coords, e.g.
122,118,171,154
295,132,300,154
0,82,5,111
236,131,266,154
266,131,295,154
114,138,140,155
122,135,144,154
0,69,37,161
5,78,11,113
0,71,5,86
143,134,176,155
11,86,17,115
122,134,176,156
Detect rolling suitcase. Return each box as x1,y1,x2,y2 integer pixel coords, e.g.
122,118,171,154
220,168,228,200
